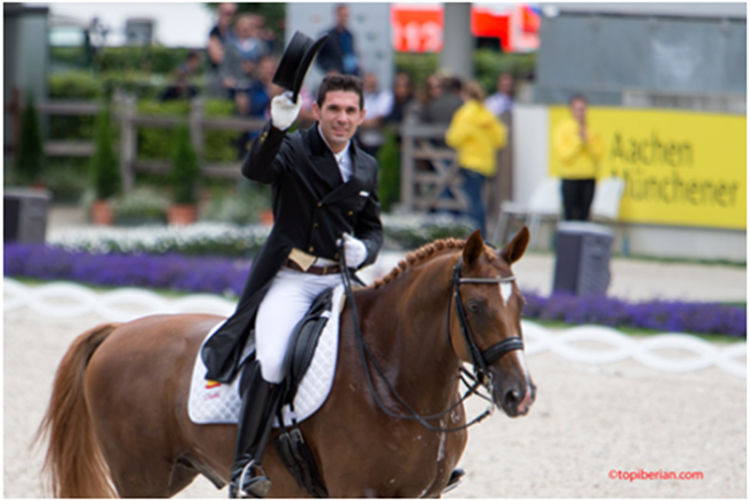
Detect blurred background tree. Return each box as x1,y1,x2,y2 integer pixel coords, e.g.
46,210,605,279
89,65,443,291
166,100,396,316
170,124,200,205
90,107,121,200
17,92,45,185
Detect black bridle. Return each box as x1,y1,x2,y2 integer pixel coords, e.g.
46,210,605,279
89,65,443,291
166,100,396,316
338,244,525,433
448,256,525,386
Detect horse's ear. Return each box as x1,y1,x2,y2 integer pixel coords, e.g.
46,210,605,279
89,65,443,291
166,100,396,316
500,226,530,265
463,229,485,266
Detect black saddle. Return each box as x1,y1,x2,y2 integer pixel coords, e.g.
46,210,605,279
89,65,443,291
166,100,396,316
280,287,335,407
239,287,335,403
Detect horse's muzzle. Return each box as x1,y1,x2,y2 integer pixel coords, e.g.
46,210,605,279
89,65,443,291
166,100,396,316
494,378,536,417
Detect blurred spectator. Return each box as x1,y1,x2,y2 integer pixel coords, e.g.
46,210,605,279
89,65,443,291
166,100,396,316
416,73,443,122
316,4,360,76
236,55,280,120
161,50,202,101
445,81,507,237
236,55,282,156
553,94,603,221
220,14,270,97
421,76,463,125
256,14,277,54
296,86,317,129
357,72,394,157
206,3,237,97
426,74,443,100
384,73,417,126
484,72,514,118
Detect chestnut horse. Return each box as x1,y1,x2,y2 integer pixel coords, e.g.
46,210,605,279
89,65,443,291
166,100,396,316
36,228,535,498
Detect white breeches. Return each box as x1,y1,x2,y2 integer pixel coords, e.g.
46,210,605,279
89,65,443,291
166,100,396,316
255,268,341,383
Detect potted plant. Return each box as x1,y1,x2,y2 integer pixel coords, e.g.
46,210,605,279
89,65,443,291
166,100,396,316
90,106,120,225
167,124,200,225
112,188,169,226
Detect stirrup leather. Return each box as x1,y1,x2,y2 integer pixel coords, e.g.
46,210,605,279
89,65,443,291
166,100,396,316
231,460,272,499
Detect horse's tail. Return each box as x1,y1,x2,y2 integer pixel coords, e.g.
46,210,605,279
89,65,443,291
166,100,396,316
34,322,121,498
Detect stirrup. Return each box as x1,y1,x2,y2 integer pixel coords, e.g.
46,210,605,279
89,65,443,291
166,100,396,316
230,460,272,499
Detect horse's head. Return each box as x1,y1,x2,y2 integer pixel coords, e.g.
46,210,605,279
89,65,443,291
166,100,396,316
449,227,535,418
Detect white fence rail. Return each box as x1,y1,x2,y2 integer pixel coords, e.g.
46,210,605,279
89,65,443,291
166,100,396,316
4,278,746,378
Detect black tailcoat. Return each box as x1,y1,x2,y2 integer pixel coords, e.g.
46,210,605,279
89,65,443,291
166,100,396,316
201,122,383,383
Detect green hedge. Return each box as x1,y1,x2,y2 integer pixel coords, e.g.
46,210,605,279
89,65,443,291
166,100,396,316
394,53,440,89
203,99,240,162
95,46,200,75
136,98,237,163
473,49,535,94
48,72,100,142
48,69,204,103
48,71,102,99
396,49,536,94
46,71,238,172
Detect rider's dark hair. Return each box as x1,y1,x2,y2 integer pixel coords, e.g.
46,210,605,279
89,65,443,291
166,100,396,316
316,74,364,111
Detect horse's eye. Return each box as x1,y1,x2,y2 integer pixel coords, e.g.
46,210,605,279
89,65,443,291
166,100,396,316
467,301,481,314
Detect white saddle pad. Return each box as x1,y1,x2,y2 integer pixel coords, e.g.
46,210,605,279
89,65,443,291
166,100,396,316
188,285,346,428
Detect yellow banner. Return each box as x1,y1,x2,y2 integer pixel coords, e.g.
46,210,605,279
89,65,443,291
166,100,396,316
549,106,747,230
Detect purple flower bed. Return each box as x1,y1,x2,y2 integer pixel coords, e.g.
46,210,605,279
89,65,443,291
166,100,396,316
4,243,746,338
4,243,250,296
523,293,746,338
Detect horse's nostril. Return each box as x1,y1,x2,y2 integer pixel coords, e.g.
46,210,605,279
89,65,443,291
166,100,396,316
504,388,521,406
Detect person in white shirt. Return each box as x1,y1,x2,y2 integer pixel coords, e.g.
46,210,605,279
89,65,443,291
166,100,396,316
357,72,394,157
484,72,514,118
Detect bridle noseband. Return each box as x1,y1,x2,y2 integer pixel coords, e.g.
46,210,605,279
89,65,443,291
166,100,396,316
449,257,525,385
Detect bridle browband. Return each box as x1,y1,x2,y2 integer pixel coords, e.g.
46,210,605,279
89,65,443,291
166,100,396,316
449,256,525,384
338,242,525,433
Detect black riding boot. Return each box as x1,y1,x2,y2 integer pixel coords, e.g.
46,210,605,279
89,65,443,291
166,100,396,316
229,363,281,498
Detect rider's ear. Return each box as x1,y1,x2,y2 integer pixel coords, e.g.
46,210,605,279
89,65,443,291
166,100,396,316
500,226,530,265
463,229,484,266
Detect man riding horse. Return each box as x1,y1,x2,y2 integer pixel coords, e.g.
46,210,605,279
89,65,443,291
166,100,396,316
201,74,383,498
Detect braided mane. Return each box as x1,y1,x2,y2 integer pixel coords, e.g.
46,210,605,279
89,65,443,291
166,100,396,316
370,237,497,289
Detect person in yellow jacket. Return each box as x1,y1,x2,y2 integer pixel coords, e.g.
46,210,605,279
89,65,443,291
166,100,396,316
445,80,507,236
553,94,604,221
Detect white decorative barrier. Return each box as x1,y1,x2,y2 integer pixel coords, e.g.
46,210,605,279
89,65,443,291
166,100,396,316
522,323,746,378
4,278,235,321
4,279,746,378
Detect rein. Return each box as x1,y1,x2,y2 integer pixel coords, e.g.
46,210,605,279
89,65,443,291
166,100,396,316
338,243,524,433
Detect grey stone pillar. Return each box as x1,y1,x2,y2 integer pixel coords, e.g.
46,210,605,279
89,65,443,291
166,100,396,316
441,3,474,80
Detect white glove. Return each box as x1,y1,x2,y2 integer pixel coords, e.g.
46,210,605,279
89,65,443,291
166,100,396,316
270,91,302,131
342,233,368,268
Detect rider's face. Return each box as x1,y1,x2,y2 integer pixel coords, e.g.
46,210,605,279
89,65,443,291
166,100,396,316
313,90,365,153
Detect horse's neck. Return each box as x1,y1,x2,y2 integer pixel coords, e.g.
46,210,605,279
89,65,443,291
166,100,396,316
362,253,460,412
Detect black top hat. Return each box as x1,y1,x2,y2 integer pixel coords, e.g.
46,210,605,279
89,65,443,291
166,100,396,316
273,31,329,101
